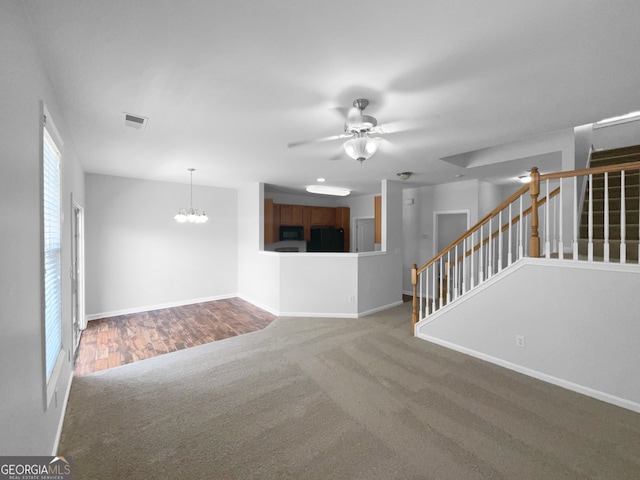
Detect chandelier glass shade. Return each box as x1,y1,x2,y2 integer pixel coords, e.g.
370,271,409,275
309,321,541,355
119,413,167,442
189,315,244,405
174,168,208,223
343,133,379,163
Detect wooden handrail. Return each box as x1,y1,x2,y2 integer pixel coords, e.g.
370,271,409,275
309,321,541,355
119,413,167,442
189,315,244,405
452,186,561,264
415,184,530,274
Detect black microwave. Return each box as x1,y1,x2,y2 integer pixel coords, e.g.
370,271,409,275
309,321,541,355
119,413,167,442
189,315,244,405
279,225,304,241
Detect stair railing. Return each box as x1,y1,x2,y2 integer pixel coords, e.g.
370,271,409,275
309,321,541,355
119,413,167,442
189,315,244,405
411,160,640,333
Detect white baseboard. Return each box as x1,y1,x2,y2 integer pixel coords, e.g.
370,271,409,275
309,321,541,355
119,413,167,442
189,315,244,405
278,311,359,319
358,300,405,317
236,294,279,316
52,369,74,455
417,333,640,414
85,294,238,321
237,295,403,319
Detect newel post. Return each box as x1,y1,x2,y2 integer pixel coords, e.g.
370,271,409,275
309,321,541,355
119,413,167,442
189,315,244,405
411,264,418,335
529,167,540,257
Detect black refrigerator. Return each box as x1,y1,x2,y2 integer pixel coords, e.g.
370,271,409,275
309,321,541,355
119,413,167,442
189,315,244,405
307,227,344,252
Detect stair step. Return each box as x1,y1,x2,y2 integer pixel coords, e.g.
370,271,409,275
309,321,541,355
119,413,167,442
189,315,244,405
577,239,640,262
590,144,640,164
585,198,640,211
585,185,640,199
589,172,640,188
580,224,640,239
581,210,640,224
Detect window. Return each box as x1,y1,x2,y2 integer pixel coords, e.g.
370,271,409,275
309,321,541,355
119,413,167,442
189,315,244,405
42,106,64,407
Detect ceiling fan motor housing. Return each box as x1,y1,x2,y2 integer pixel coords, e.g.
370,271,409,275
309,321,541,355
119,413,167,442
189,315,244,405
345,98,377,133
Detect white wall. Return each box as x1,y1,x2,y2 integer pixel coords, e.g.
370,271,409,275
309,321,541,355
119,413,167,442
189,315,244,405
358,180,404,314
345,192,377,220
85,174,238,317
238,183,280,313
0,2,84,455
417,260,640,412
279,253,359,317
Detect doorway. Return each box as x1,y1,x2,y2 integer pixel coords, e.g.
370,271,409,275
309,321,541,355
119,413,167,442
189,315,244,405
71,197,86,361
354,217,375,252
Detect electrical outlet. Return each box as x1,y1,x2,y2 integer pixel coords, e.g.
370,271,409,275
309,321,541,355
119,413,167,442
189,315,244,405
515,335,525,348
348,295,355,303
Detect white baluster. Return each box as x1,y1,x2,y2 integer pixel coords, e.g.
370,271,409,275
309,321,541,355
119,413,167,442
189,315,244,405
498,210,503,271
604,172,610,262
453,246,458,299
446,251,451,304
545,179,551,258
588,174,594,261
552,193,557,253
519,195,524,259
508,203,513,266
488,217,493,277
620,170,626,264
420,270,424,319
478,224,484,283
462,238,467,295
559,178,564,259
470,230,475,289
438,259,444,309
431,264,436,314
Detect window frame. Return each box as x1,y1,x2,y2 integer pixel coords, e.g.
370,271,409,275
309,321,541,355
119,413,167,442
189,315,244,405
41,103,65,410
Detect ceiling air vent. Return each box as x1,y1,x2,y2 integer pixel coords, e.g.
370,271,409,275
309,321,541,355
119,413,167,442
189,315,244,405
124,113,148,130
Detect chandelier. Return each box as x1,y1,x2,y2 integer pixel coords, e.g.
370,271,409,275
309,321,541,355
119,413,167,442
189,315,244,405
174,168,208,223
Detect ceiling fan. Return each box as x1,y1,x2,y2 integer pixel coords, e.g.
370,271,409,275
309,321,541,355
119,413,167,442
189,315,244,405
288,98,403,163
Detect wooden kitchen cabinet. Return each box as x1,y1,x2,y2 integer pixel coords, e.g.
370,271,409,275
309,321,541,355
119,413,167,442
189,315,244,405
302,206,311,240
310,206,335,226
279,204,303,225
264,198,278,244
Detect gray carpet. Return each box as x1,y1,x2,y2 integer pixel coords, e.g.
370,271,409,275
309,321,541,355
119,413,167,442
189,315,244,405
59,302,640,479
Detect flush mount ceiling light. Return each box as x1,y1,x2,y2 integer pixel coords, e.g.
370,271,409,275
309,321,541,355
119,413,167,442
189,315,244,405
174,168,208,223
343,132,379,163
306,185,351,196
396,171,413,180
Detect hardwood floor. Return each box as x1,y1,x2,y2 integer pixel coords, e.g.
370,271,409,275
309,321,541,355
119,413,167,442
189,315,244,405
74,298,276,375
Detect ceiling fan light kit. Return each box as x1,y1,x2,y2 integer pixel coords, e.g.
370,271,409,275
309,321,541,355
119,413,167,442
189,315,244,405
343,133,379,163
174,168,208,223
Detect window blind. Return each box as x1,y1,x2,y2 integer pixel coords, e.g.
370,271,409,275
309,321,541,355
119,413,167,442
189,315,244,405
43,125,62,380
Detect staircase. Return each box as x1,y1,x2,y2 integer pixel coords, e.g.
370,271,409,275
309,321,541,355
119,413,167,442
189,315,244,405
411,147,640,331
579,145,640,262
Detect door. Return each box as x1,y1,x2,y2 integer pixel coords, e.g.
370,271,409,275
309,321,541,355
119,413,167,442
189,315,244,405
71,198,86,360
355,217,375,252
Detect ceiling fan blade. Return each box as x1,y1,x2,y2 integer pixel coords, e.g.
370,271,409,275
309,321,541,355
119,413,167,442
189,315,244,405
287,133,351,148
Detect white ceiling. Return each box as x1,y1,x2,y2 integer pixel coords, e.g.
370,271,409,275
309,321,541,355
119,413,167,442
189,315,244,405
22,0,640,196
